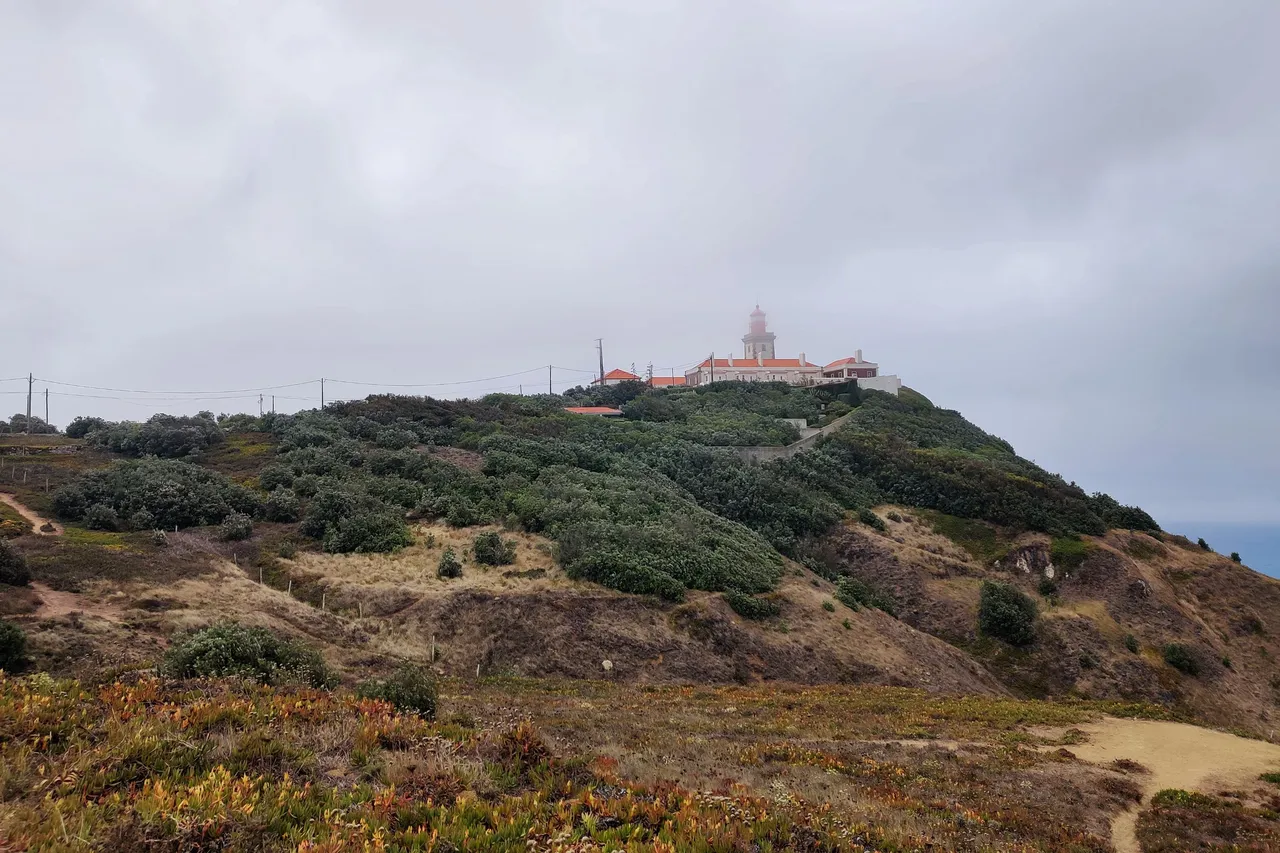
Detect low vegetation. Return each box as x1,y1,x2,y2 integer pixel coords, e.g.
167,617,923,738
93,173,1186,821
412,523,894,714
0,675,895,853
1162,643,1201,676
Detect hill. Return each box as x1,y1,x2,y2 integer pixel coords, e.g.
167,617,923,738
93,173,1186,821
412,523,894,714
4,380,1280,849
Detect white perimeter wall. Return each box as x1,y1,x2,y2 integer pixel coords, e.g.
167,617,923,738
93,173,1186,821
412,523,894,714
857,375,902,396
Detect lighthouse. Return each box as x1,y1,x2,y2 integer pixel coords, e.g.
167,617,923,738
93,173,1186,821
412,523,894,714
742,305,777,360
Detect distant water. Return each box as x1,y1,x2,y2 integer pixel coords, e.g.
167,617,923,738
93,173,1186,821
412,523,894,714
1167,523,1280,578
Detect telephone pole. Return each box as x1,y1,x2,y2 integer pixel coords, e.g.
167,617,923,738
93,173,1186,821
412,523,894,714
25,374,32,434
320,378,325,409
595,339,604,384
271,395,276,414
709,353,715,384
548,365,553,395
259,394,264,416
44,388,48,426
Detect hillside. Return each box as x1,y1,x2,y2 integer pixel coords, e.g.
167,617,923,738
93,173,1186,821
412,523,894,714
3,381,1280,850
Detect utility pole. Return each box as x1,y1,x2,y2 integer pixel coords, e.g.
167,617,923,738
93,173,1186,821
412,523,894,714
44,388,49,426
320,378,325,409
548,365,553,395
595,339,604,384
25,374,32,434
709,353,715,384
518,384,523,396
259,394,264,416
271,395,275,414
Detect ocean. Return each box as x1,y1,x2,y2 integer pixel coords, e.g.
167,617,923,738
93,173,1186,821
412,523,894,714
1167,523,1280,579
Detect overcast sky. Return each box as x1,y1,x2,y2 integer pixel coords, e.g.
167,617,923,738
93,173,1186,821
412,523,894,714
2,1,1277,526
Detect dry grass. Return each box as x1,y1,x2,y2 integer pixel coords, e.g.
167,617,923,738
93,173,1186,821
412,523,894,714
290,522,566,593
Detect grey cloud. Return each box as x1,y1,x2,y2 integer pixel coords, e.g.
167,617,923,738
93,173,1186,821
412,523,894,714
1,0,1278,524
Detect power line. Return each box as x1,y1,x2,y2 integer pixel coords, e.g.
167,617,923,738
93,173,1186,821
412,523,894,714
326,366,551,388
35,378,318,395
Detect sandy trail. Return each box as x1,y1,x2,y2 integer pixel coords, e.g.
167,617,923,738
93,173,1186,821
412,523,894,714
0,492,62,535
1069,718,1280,853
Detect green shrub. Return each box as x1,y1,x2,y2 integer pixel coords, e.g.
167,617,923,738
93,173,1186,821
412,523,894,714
978,581,1038,646
1230,552,1242,564
64,415,109,439
0,540,30,587
82,503,120,531
842,618,851,629
1078,650,1099,669
1162,643,1200,676
822,599,835,612
886,511,903,523
1260,772,1280,785
151,529,169,547
88,412,224,458
54,458,260,530
1197,537,1211,551
127,509,155,531
263,488,301,523
0,619,27,672
277,539,298,558
356,663,438,718
1124,633,1140,653
835,576,897,616
219,512,254,541
1037,577,1058,597
473,531,516,566
321,510,412,554
857,508,887,532
437,547,463,579
724,590,781,620
162,622,334,687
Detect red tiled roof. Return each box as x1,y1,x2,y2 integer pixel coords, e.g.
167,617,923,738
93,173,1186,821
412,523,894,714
692,358,818,369
563,406,624,415
648,376,687,387
824,356,877,369
593,368,641,383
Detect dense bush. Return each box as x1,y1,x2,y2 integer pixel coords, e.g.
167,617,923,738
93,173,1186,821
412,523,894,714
356,663,438,718
1124,633,1140,653
7,414,57,434
472,531,516,566
219,512,254,541
82,504,120,531
0,619,26,672
64,415,109,438
835,576,897,615
978,581,1038,646
1162,643,1200,676
263,488,301,523
162,622,335,687
89,412,224,458
437,547,463,579
1231,552,1242,564
724,590,782,620
53,458,260,530
0,540,30,586
1197,538,1211,551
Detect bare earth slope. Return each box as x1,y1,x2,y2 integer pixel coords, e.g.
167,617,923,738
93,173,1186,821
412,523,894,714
814,507,1280,735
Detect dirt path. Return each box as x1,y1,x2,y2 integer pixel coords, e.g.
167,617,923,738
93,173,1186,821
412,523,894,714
1069,718,1280,853
0,492,62,535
